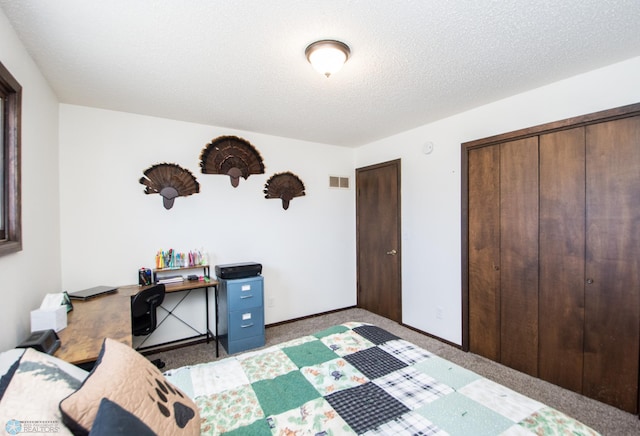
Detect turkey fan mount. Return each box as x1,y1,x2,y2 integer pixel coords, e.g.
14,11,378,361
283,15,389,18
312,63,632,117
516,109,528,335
264,171,306,210
139,163,200,209
199,136,265,187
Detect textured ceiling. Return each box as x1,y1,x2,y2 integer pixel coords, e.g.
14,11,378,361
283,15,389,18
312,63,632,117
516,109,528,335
1,0,639,147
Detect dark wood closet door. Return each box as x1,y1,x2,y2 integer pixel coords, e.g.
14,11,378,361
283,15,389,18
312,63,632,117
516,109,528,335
584,116,640,413
538,128,586,393
499,137,539,376
464,104,640,413
468,146,501,361
356,160,402,322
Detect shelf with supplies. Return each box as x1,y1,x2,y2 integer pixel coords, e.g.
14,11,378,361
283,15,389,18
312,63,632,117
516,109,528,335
152,264,211,287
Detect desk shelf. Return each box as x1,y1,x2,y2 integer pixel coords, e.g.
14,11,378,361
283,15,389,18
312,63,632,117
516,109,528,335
153,264,210,286
153,264,210,273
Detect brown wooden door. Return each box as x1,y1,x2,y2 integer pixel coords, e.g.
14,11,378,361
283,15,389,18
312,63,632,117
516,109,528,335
583,116,640,413
356,159,401,322
467,138,539,375
468,146,501,361
499,137,539,377
538,128,586,393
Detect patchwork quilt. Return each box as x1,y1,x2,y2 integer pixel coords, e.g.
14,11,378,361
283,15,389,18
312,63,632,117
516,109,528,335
164,322,600,435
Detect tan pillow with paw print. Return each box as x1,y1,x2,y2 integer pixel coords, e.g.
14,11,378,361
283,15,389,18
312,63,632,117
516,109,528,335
59,338,199,435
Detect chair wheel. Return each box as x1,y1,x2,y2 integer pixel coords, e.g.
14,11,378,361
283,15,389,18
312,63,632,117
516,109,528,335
151,358,166,369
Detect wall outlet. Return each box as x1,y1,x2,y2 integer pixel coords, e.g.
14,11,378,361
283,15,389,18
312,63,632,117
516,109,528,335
436,306,443,320
267,297,275,308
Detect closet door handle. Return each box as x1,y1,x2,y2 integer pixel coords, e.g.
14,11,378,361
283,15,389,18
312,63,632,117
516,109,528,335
386,249,397,255
586,278,594,284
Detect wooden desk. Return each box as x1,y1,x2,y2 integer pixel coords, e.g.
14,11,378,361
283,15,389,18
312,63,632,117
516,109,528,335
55,285,138,365
54,280,218,366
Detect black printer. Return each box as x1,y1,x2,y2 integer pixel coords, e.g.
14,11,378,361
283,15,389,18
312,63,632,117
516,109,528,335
215,262,262,280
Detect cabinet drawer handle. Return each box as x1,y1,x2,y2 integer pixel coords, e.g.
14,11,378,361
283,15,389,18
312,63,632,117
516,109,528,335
586,278,594,284
240,295,254,299
241,323,254,328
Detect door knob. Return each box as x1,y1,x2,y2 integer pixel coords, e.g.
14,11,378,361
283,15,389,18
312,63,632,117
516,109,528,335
386,249,397,255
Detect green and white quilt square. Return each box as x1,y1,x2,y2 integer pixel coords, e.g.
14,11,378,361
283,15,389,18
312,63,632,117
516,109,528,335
313,324,351,339
252,370,321,416
341,321,371,330
518,406,600,436
276,334,317,349
416,392,513,436
459,378,543,423
239,348,297,383
266,397,355,435
301,357,368,395
413,354,481,390
183,358,250,398
283,339,340,368
222,418,272,436
196,384,263,435
321,329,375,357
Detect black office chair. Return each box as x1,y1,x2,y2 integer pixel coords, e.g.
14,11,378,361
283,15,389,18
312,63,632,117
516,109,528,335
131,284,166,368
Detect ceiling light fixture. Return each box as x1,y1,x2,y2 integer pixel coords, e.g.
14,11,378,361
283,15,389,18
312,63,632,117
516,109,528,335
305,40,351,78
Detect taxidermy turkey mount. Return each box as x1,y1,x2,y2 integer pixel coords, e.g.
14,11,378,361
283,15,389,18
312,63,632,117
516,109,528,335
199,136,265,187
264,171,306,210
139,163,200,209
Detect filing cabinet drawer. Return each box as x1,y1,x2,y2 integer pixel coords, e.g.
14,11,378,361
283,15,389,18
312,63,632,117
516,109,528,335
227,277,263,310
228,308,264,340
224,335,265,355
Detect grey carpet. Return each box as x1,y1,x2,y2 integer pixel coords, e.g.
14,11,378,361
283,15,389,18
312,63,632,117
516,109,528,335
148,307,640,435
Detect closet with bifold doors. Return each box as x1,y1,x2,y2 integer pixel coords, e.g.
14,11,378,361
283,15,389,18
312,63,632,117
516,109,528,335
462,103,640,414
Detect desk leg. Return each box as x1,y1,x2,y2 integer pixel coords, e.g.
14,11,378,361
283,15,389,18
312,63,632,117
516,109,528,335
205,284,219,357
205,287,210,344
214,284,219,357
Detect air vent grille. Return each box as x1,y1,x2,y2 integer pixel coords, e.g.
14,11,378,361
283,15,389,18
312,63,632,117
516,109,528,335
329,176,350,189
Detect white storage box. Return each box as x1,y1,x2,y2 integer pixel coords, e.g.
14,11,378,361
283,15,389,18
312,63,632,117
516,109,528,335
30,306,67,332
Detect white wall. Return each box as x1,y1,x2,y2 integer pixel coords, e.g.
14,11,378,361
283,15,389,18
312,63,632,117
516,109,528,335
58,105,356,325
355,56,640,345
4,0,639,352
0,8,61,351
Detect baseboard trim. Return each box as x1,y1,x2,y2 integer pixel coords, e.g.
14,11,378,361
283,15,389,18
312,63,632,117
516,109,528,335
265,306,357,329
400,322,462,350
266,307,462,350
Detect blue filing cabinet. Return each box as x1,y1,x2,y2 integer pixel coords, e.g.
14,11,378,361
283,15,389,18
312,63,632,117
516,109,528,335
217,276,265,354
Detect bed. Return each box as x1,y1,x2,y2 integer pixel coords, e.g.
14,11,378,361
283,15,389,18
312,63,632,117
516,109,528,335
0,322,599,435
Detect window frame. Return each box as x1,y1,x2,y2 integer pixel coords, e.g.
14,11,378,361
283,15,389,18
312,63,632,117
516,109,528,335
0,61,22,256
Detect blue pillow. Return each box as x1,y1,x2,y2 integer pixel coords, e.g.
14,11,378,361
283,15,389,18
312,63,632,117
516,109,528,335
89,398,155,436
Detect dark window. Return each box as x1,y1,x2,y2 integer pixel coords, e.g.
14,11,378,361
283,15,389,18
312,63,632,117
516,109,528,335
0,61,22,256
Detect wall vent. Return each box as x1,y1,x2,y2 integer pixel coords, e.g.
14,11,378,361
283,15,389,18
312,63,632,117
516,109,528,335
329,176,350,189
